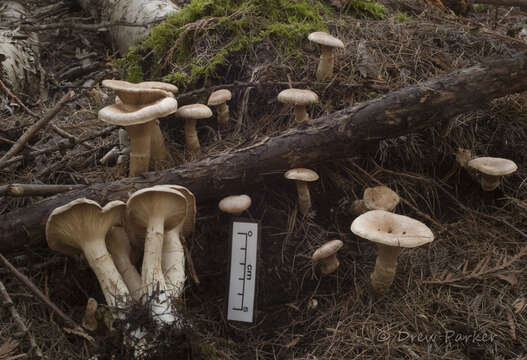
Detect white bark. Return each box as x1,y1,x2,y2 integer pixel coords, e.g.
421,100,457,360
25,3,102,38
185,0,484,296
0,1,39,93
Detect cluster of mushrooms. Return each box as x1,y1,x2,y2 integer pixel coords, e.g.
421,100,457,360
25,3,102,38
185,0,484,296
44,30,520,341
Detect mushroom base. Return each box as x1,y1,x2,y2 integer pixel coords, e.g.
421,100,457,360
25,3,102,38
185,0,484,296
320,254,340,275
316,46,335,81
217,103,230,126
184,118,201,155
294,105,309,123
296,181,312,215
480,174,501,191
150,119,170,162
127,121,153,177
370,244,401,292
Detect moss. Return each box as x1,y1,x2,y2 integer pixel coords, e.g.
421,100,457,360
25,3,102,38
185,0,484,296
472,3,488,11
118,0,329,86
343,0,387,19
394,11,412,22
116,46,144,83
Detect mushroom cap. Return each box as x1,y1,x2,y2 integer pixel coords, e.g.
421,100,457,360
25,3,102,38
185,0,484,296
101,79,173,105
46,198,126,257
98,97,178,126
363,186,400,211
153,184,196,237
176,104,213,119
126,187,188,232
467,157,518,176
308,32,345,48
312,240,343,261
350,210,434,248
207,89,232,106
138,81,178,95
277,89,319,106
218,194,252,214
284,168,319,182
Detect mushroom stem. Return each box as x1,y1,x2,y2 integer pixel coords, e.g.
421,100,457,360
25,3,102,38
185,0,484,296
316,45,335,81
351,199,368,216
295,181,312,215
480,174,501,191
162,230,186,299
370,244,402,292
184,118,200,154
294,105,309,123
320,254,340,275
216,103,229,126
82,239,130,307
126,121,153,177
150,119,169,161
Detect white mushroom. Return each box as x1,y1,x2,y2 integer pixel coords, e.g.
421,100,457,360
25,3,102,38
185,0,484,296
284,168,319,215
208,89,232,126
351,186,400,216
312,240,343,275
308,32,345,81
467,157,518,191
351,210,434,292
277,89,319,123
175,104,213,155
218,194,252,216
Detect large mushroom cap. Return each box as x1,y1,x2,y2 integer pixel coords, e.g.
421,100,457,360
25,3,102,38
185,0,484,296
308,32,345,48
151,184,196,237
126,187,187,231
350,210,434,248
312,240,343,262
467,157,518,176
284,168,319,182
363,186,400,211
176,104,213,119
101,79,173,104
277,89,319,106
46,199,126,257
207,89,232,106
218,194,252,214
98,97,178,126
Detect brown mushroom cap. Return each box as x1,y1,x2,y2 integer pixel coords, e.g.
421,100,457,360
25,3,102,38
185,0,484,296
284,168,319,182
363,186,400,211
101,79,172,105
98,97,178,126
312,240,343,262
350,210,434,248
308,32,345,48
467,157,518,176
176,104,213,119
277,89,319,106
207,89,232,106
218,195,252,214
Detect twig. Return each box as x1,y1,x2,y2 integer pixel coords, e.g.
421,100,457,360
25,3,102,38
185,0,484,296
17,20,157,32
2,126,117,168
471,0,527,9
0,253,79,330
0,79,38,118
0,279,43,358
0,184,85,197
0,91,75,169
50,124,95,149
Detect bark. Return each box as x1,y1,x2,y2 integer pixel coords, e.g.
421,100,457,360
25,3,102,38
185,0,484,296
2,51,527,252
0,1,40,94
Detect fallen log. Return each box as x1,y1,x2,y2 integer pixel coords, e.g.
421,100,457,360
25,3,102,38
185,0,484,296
1,51,527,252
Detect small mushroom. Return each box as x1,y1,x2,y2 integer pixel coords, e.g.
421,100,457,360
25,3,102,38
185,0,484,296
208,89,232,126
350,210,434,292
82,298,98,331
312,240,343,275
46,199,129,307
175,104,213,155
308,32,345,81
218,194,252,216
126,186,188,325
284,168,319,215
98,97,178,176
277,89,319,123
351,186,400,216
467,157,518,191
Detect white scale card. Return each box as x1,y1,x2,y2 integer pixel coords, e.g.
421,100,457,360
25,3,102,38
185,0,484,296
227,220,259,323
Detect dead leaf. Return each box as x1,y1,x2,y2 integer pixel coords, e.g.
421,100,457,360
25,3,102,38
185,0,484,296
0,339,19,359
513,298,526,314
495,273,518,286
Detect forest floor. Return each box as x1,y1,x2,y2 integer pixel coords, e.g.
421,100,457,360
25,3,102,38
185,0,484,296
1,0,527,359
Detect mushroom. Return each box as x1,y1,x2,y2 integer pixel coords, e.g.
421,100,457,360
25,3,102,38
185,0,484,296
284,168,319,215
126,186,188,325
98,97,178,176
208,89,232,126
350,210,434,292
467,157,518,191
307,32,345,81
107,226,143,302
46,199,130,307
175,104,213,155
312,240,343,275
103,79,177,163
82,298,98,331
351,186,400,216
218,194,252,216
277,89,319,123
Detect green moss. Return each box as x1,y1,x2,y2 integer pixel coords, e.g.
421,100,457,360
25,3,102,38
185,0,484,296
118,0,329,86
472,3,488,11
343,0,387,19
116,46,144,83
394,11,412,22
